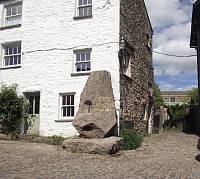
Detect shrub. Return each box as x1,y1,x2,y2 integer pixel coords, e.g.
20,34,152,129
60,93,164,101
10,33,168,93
48,135,66,145
0,84,29,134
119,129,143,150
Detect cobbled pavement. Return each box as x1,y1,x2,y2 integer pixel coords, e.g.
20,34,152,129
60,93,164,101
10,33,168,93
0,131,200,179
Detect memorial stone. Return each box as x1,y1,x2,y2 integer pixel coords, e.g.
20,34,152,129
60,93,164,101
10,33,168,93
73,70,117,138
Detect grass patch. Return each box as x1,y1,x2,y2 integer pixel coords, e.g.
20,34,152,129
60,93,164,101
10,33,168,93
47,135,66,145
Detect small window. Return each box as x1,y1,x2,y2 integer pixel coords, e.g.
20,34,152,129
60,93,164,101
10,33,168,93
2,42,21,67
74,49,91,72
26,93,40,115
171,97,175,102
124,54,131,77
4,3,22,26
120,50,131,77
146,33,152,50
77,0,92,17
60,94,75,118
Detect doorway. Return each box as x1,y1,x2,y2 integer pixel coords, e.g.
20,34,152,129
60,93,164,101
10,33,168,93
23,92,40,135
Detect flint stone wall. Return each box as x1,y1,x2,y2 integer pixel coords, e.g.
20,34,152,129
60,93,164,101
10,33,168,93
120,0,154,132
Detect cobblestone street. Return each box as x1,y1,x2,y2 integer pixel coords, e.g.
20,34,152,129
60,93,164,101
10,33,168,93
0,131,200,179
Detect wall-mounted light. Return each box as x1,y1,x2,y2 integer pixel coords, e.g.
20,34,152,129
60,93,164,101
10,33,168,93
119,37,126,50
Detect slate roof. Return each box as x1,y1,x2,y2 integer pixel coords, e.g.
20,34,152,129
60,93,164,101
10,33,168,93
190,0,200,48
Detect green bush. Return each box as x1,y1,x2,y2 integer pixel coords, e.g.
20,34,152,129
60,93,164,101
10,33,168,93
48,135,66,145
167,104,189,121
119,129,143,150
164,104,189,130
0,84,29,134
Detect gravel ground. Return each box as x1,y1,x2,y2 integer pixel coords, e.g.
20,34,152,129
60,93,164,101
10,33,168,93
0,131,200,179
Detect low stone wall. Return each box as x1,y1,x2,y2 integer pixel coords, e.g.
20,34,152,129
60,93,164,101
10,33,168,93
0,134,55,145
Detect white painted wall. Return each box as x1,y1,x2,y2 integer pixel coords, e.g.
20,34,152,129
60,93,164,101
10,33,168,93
0,0,120,137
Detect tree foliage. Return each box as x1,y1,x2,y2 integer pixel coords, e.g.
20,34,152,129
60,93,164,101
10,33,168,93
153,82,164,112
0,84,28,134
167,104,189,120
188,88,199,104
164,104,189,129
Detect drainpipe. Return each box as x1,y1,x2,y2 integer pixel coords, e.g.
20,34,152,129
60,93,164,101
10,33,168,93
118,37,126,135
116,108,120,135
197,24,200,134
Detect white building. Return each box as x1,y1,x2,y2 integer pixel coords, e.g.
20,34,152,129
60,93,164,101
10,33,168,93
0,0,153,137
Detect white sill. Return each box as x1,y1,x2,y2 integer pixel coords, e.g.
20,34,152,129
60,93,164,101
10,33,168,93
0,65,21,70
71,71,91,77
73,15,93,20
55,119,74,122
0,24,21,30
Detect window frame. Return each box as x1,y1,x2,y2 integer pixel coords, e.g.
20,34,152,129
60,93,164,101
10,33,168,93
1,41,22,69
120,49,131,77
146,33,152,50
171,97,176,103
124,51,131,77
3,1,22,27
25,92,40,115
59,93,76,120
74,0,93,19
73,49,92,74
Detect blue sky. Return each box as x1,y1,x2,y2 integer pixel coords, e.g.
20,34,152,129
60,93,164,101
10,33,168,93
144,0,198,91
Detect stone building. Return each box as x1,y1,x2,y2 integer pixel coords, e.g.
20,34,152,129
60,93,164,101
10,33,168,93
0,0,153,137
161,91,191,106
119,0,154,133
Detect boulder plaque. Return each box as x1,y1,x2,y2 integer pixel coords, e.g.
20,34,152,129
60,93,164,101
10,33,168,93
73,70,117,138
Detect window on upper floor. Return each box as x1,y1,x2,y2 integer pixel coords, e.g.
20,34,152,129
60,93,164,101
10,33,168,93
120,49,131,77
171,97,175,103
1,42,21,68
4,2,22,27
74,49,91,73
76,0,92,17
124,52,131,77
146,33,152,50
60,93,75,119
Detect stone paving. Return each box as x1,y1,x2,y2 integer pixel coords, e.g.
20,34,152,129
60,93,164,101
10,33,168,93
0,131,200,179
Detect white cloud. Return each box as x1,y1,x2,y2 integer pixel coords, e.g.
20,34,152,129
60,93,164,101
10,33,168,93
144,0,198,90
145,0,189,28
176,85,197,91
157,81,197,91
153,22,192,48
153,36,197,77
158,82,175,91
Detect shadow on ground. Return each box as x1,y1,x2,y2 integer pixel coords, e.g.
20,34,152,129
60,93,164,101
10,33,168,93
195,154,200,162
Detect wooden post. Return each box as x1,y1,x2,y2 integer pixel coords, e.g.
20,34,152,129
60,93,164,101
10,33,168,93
159,106,164,134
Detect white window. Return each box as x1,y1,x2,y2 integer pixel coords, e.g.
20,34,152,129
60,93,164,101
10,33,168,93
146,33,152,50
121,51,131,77
60,94,75,118
124,54,131,77
2,42,21,67
74,49,91,72
4,3,22,26
77,0,92,17
171,97,175,103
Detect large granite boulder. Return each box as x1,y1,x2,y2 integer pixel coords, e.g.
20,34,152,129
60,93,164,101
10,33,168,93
73,70,117,138
62,137,123,154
